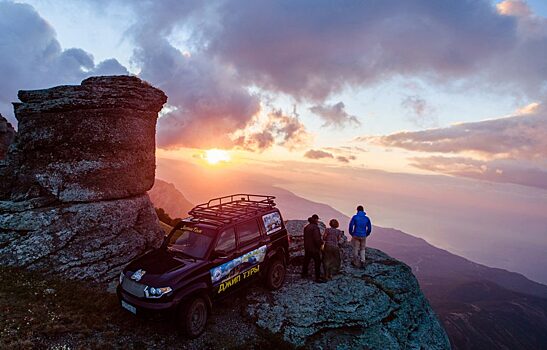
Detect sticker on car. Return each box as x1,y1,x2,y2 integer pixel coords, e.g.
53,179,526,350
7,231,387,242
210,245,267,293
262,212,283,235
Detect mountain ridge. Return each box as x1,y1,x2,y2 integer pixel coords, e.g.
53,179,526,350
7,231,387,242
150,177,547,349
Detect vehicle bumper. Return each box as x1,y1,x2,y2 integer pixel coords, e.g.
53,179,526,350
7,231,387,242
117,285,177,315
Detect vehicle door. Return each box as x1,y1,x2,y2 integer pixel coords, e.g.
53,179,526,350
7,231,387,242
209,227,238,298
232,218,267,288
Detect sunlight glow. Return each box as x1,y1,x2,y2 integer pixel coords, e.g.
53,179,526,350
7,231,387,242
204,149,231,164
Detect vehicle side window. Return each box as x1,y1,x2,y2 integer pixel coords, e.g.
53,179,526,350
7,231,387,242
215,228,236,254
236,219,261,246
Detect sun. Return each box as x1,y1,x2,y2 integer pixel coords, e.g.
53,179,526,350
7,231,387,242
204,149,231,164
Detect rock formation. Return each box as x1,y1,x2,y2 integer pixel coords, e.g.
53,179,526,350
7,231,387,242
0,76,167,283
246,220,451,349
0,114,16,160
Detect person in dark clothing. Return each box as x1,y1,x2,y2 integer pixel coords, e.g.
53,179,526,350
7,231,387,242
301,214,325,282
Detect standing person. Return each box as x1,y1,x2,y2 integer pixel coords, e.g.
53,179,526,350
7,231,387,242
301,214,325,283
322,219,344,280
349,205,372,267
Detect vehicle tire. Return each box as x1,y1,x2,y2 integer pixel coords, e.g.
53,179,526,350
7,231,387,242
265,259,286,290
179,295,209,338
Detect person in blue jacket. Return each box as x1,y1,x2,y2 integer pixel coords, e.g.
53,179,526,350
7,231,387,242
348,205,372,267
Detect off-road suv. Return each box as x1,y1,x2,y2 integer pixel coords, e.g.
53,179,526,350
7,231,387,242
117,194,289,337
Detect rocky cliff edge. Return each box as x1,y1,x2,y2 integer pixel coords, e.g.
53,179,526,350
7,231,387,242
245,220,451,349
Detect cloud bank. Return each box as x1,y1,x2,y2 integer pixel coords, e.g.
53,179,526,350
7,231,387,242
410,156,547,190
304,149,334,160
361,102,547,189
309,102,360,128
363,113,547,160
141,0,546,149
2,0,547,155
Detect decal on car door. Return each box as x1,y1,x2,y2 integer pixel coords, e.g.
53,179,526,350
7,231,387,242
210,245,267,294
262,212,282,235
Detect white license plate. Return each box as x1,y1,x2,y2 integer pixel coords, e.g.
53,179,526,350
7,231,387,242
121,300,137,314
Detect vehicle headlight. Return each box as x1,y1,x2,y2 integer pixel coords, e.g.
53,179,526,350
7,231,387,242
144,286,172,299
119,272,125,285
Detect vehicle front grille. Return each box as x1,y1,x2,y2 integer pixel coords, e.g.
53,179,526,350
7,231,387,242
122,277,146,298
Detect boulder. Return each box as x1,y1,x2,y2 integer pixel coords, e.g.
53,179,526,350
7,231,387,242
3,75,167,202
0,114,15,160
246,220,451,349
0,194,160,282
0,76,166,283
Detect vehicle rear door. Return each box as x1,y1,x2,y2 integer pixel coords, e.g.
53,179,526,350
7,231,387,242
235,218,267,284
260,210,288,258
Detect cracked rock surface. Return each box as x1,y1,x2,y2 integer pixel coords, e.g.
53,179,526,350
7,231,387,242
246,220,451,349
1,75,167,202
0,113,15,160
0,76,166,283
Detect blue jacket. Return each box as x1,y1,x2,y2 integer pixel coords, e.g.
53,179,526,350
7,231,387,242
349,211,372,237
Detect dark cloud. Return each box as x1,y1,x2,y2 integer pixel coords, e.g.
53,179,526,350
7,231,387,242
304,149,355,163
322,146,361,163
362,112,547,160
336,156,350,163
208,0,546,100
0,2,128,125
121,1,261,149
309,101,359,128
236,109,310,151
304,149,334,160
411,156,547,190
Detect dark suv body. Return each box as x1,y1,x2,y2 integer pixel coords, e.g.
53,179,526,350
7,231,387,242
117,194,289,337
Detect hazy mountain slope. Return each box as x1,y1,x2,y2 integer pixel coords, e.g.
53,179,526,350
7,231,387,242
369,227,547,299
155,159,547,349
368,227,547,349
148,178,194,219
431,280,547,350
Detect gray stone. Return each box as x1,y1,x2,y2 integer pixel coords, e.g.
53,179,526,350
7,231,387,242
0,194,162,283
3,75,167,202
0,76,166,284
0,113,16,160
246,220,451,349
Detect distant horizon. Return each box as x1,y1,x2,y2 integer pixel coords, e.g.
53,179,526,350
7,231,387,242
155,156,547,285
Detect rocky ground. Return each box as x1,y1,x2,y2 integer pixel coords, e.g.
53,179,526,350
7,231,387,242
1,220,449,349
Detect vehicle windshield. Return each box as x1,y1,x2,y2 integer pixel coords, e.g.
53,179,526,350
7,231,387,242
166,223,215,259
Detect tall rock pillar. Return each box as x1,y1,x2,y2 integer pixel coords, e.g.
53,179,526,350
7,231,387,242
0,76,168,283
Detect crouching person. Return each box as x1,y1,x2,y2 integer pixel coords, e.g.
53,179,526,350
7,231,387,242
349,205,372,267
322,219,343,280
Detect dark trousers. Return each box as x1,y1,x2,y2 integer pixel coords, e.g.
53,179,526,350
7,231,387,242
302,250,321,279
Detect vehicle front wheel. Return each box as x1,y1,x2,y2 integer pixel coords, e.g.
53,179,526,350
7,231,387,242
265,259,286,290
179,295,209,338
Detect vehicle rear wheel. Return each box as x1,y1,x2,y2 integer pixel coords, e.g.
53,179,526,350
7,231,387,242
179,295,209,338
265,259,286,290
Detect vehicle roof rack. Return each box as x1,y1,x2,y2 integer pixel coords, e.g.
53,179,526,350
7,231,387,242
188,194,276,226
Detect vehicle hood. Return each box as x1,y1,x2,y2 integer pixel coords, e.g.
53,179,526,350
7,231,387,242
124,249,204,286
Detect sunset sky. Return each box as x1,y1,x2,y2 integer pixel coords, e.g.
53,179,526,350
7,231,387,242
1,1,546,282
